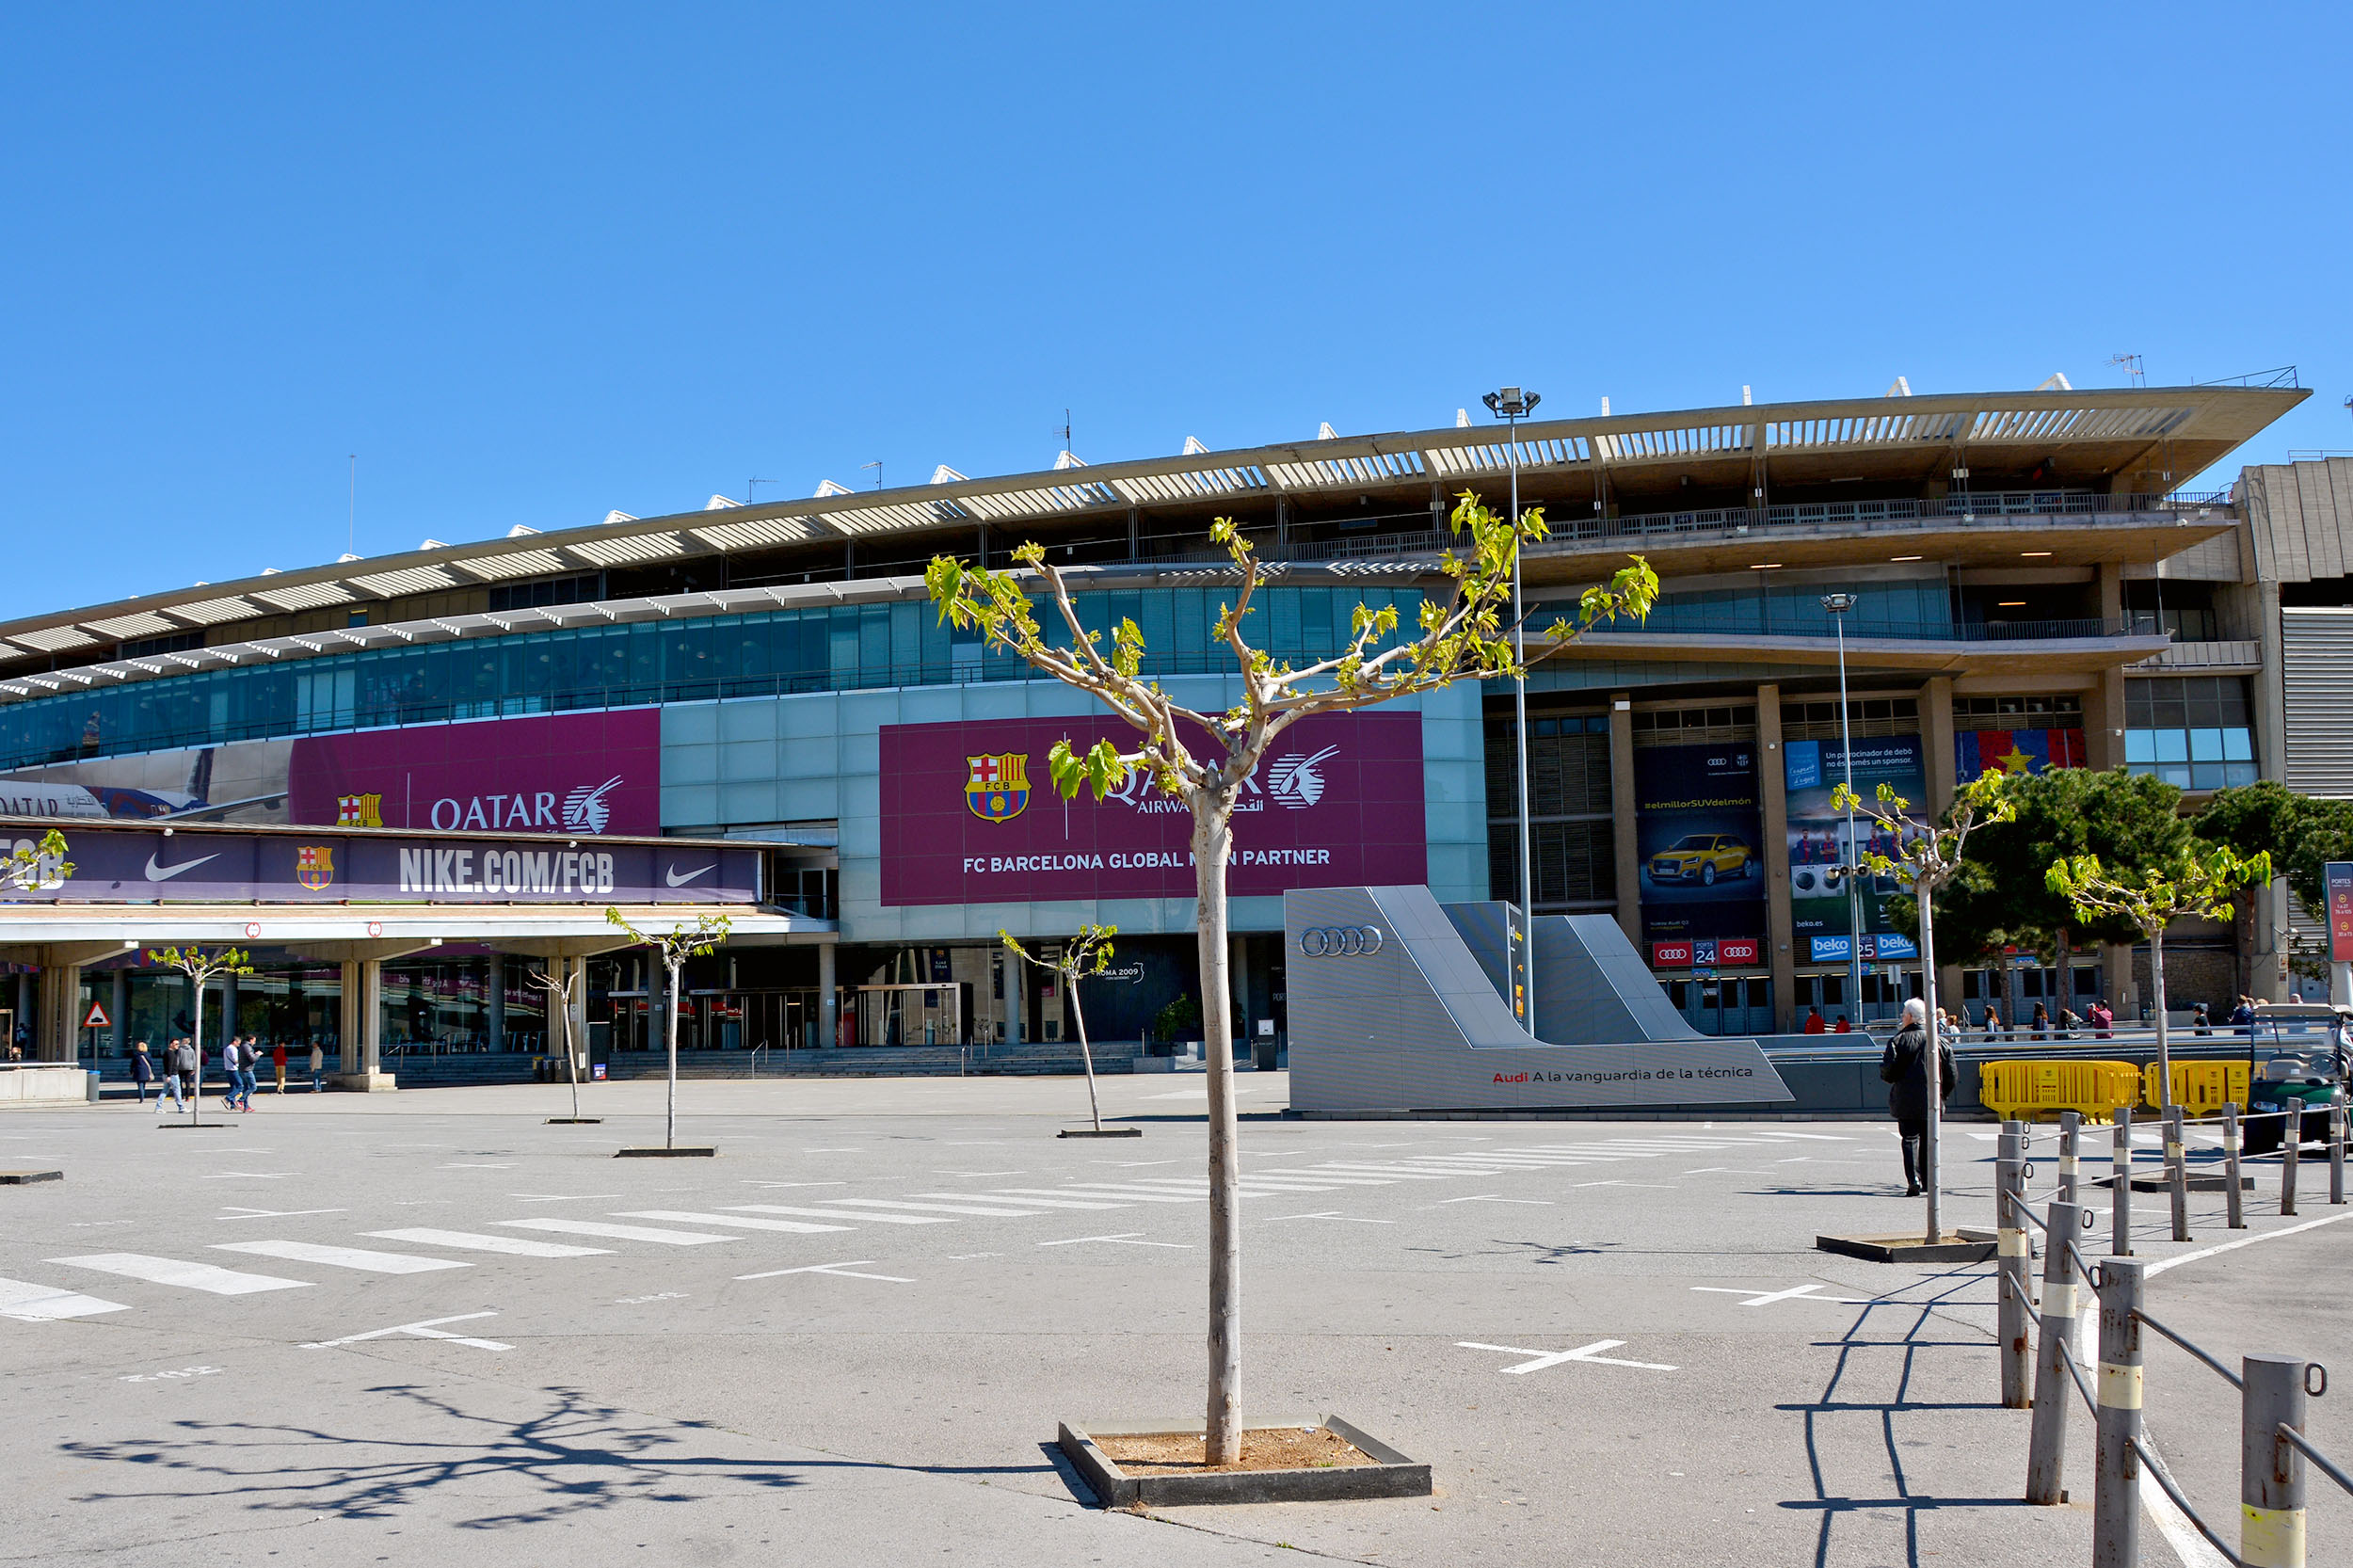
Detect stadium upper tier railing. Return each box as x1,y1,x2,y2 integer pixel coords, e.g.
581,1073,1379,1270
1153,488,2233,565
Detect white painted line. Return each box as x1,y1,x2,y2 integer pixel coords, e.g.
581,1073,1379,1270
367,1227,612,1257
1238,1170,1398,1186
216,1207,348,1221
1113,1178,1342,1194
213,1240,470,1275
51,1254,310,1295
936,1169,1027,1177
1004,1187,1199,1205
1691,1283,1874,1307
1457,1338,1678,1374
735,1260,915,1283
616,1210,854,1235
1035,1233,1192,1250
1261,1211,1396,1224
1094,1159,1181,1167
0,1277,130,1321
301,1311,511,1352
724,1204,950,1226
739,1180,849,1189
197,1172,296,1180
2143,1212,2353,1278
497,1219,731,1245
440,1163,518,1170
1297,1165,1472,1180
510,1193,626,1203
913,1192,1128,1210
1433,1194,1554,1207
2142,1460,2233,1568
815,1198,1048,1218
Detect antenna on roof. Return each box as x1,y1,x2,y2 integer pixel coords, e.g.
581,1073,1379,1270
2107,354,2145,389
859,460,882,491
748,477,778,505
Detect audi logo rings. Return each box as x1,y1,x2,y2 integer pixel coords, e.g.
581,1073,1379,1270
1298,925,1384,957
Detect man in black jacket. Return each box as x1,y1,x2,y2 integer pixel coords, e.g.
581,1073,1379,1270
1881,998,1955,1197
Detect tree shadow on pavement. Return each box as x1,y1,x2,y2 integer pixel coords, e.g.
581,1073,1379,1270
1771,1269,2036,1568
62,1383,1050,1529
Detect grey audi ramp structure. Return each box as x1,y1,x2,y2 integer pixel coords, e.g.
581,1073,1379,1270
1285,885,1791,1115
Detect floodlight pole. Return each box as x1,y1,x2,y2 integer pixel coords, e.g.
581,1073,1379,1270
1485,387,1542,1039
1822,594,1865,1020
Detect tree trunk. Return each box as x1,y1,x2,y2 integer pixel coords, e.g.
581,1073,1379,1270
1193,801,1242,1465
665,955,680,1149
1919,885,1944,1243
2150,925,2172,1111
1071,974,1102,1133
564,969,581,1121
188,972,204,1128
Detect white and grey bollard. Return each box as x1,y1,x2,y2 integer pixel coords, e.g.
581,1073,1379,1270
2224,1101,2247,1229
2025,1198,2088,1504
2241,1352,2313,1568
2059,1110,2082,1205
1996,1128,2032,1409
2093,1258,2146,1568
2329,1090,2345,1208
2112,1106,2135,1257
2282,1124,2301,1218
2166,1103,2192,1242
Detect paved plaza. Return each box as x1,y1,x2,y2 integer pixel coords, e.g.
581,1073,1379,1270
4,1075,2348,1566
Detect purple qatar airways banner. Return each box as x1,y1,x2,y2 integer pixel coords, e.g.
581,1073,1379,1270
1,822,759,905
878,711,1428,907
285,711,661,836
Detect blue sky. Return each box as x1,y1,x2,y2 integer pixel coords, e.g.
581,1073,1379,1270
6,4,2349,619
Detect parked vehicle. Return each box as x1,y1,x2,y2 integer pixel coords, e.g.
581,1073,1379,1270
2238,1001,2349,1155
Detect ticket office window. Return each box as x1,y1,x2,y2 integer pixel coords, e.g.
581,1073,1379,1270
1662,975,1772,1037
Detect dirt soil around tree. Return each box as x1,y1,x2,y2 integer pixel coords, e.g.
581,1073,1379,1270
1096,1425,1378,1475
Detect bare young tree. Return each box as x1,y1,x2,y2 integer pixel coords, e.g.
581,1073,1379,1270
929,495,1656,1464
1001,923,1118,1133
605,910,732,1149
143,946,254,1129
2047,843,2273,1110
1836,767,2021,1242
529,963,586,1122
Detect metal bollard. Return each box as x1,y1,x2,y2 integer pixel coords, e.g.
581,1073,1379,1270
2059,1110,2082,1205
2329,1090,2345,1208
2166,1103,2192,1242
2225,1101,2247,1229
2241,1353,2313,1568
2093,1258,2145,1568
2112,1106,2135,1256
1996,1129,2032,1409
2025,1198,2087,1504
2282,1125,2300,1217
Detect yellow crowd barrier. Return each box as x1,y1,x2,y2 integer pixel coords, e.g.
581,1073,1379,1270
1977,1059,2143,1124
2141,1059,2250,1116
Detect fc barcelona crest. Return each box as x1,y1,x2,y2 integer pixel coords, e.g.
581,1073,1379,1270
295,845,336,890
336,792,383,827
965,753,1030,823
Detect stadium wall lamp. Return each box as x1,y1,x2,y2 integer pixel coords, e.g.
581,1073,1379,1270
1481,388,1541,419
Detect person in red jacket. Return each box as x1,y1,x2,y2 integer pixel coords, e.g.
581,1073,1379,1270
1803,1007,1827,1034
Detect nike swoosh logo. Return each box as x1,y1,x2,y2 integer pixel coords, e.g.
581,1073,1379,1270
664,863,715,888
144,852,221,882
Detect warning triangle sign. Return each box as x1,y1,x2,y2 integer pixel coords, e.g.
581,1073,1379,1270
82,1001,110,1030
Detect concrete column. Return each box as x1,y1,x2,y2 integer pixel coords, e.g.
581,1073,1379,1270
1609,694,1640,947
818,939,838,1048
110,968,129,1059
334,959,387,1080
2253,577,2291,1000
13,971,29,1048
1758,683,1797,1032
1922,676,1957,818
37,964,80,1062
568,956,589,1069
486,953,505,1052
2104,941,2137,1018
338,961,360,1075
222,971,240,1039
2088,664,2129,774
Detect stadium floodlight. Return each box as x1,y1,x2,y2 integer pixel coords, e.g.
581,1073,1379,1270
1484,385,1542,1038
1819,592,1865,1017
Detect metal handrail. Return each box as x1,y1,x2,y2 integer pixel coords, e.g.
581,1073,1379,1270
2057,1337,2099,1418
2127,1435,2243,1565
2134,1308,2248,1390
2282,1423,2353,1500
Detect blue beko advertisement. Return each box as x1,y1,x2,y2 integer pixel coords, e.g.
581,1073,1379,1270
1785,735,1928,962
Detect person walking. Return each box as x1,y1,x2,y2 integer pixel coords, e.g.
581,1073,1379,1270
1802,1006,1827,1034
271,1041,287,1095
2192,1002,2212,1037
2089,999,2115,1039
154,1040,182,1115
220,1036,245,1112
308,1041,325,1094
238,1037,261,1111
1880,998,1954,1197
131,1040,154,1105
2030,1002,2050,1042
1981,1002,2005,1042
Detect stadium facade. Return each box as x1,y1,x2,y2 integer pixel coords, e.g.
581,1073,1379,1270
4,377,2348,1080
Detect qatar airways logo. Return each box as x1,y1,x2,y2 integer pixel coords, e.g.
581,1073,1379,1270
425,776,626,835
1103,745,1338,814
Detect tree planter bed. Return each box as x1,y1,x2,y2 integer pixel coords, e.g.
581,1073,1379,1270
1057,1416,1430,1507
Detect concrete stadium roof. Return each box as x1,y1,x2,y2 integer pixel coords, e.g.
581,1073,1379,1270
0,383,2301,675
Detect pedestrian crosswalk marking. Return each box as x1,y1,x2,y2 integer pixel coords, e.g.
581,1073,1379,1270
1030,1186,1208,1204
213,1240,470,1274
51,1254,311,1295
368,1227,612,1257
617,1210,853,1235
724,1204,951,1226
1295,1164,1474,1180
0,1277,129,1321
816,1198,1049,1219
497,1219,731,1245
908,1192,1129,1210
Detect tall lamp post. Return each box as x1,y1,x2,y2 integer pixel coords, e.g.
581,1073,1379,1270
1483,386,1541,1038
1820,593,1865,1022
